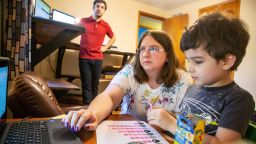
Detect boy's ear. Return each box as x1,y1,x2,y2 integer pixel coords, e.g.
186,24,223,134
222,54,236,70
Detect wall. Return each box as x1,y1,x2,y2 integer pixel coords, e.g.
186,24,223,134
236,0,256,104
167,0,256,105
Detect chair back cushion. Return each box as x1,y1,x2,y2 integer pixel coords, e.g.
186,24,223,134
8,72,64,118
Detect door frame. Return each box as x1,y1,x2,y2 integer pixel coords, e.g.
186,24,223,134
136,11,166,47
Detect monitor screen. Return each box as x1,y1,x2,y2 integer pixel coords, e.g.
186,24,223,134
0,59,9,119
52,9,76,24
34,0,51,19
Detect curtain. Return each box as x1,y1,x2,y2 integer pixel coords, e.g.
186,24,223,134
3,0,32,79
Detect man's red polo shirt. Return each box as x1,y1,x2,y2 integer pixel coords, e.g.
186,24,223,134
79,16,114,60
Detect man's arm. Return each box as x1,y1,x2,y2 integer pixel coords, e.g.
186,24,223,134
101,35,116,52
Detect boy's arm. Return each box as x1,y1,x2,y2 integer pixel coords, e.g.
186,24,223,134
203,127,241,144
216,127,241,143
147,109,241,144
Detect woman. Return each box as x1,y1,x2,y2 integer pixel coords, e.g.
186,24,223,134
62,30,191,132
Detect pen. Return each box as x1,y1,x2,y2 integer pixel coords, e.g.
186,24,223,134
150,96,160,110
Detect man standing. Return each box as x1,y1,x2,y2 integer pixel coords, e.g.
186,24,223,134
79,0,116,105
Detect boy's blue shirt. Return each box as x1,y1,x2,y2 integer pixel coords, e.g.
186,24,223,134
179,81,255,136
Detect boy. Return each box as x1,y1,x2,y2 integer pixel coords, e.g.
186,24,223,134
147,12,255,143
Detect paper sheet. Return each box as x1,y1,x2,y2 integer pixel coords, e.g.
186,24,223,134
51,114,66,119
96,120,169,144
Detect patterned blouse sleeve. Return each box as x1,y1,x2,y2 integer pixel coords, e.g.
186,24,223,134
109,64,134,94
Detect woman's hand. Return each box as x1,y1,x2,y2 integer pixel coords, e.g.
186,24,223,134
61,109,99,132
147,108,177,134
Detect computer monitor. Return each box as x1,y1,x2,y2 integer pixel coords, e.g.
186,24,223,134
34,0,51,19
0,57,9,119
52,9,76,24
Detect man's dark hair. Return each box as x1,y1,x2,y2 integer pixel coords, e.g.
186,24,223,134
93,0,107,10
133,30,178,87
180,12,250,70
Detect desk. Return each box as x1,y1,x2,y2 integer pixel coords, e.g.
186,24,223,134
31,16,85,68
47,79,80,91
46,79,80,98
55,42,136,78
6,114,173,144
103,50,135,66
79,114,137,144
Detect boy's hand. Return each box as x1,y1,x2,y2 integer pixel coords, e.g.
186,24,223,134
147,107,177,134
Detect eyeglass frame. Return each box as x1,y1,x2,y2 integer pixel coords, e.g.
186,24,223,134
136,46,165,55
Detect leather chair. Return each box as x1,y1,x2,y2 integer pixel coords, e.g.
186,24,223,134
8,71,87,118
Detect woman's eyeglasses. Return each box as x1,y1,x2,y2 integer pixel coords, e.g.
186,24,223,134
137,46,164,54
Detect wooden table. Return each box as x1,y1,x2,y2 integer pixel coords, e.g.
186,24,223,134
47,79,80,90
6,114,173,144
31,16,85,68
47,79,80,98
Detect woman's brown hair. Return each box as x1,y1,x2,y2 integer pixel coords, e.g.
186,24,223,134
133,30,178,87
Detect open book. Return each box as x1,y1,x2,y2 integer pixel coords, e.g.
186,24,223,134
96,120,169,144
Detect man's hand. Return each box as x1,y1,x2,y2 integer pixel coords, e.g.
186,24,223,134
101,46,108,52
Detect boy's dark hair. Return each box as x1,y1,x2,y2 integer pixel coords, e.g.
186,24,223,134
180,12,250,70
93,0,107,10
133,30,178,87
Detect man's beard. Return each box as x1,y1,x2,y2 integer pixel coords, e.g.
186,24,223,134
95,14,102,19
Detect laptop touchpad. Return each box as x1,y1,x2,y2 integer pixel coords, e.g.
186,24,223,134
47,119,82,144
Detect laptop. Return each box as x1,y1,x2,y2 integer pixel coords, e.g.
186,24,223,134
0,57,82,144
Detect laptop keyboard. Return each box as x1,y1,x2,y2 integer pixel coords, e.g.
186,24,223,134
3,120,49,144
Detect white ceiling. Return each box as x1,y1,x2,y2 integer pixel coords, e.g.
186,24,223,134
133,0,197,10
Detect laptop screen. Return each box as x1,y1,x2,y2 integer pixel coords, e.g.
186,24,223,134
0,57,9,119
34,0,51,19
52,9,76,24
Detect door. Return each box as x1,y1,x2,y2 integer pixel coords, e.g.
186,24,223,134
163,14,188,69
199,0,240,17
137,11,165,47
